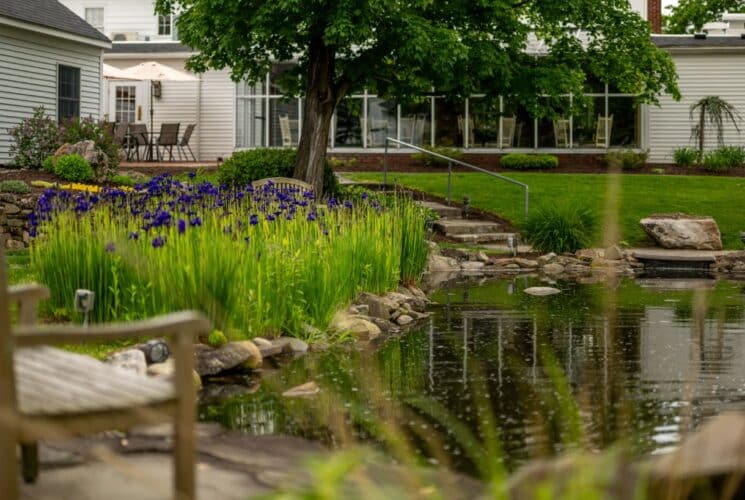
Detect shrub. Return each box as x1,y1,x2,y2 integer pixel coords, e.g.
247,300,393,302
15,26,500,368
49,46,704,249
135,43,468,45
702,146,745,172
500,153,558,170
109,174,136,187
0,180,30,194
605,149,648,171
673,147,699,167
411,146,464,167
8,107,61,169
54,154,95,182
42,155,57,174
217,149,339,195
60,117,121,175
523,204,596,254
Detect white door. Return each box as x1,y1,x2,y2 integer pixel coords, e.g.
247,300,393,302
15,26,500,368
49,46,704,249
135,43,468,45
107,80,148,123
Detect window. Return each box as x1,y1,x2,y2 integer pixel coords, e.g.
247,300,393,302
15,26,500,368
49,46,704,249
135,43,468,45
84,7,104,31
158,15,172,36
236,81,267,148
434,97,464,147
58,65,80,122
115,85,136,124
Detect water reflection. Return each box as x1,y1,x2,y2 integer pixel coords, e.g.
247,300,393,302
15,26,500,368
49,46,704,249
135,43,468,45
200,277,745,473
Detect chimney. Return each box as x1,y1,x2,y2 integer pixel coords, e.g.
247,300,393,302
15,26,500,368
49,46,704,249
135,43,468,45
648,0,662,33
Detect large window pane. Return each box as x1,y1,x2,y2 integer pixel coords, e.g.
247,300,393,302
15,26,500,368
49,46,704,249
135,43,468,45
434,97,464,147
537,97,571,148
269,63,297,95
400,101,431,146
269,98,300,147
469,98,499,148
608,97,640,148
334,98,363,147
236,98,265,148
502,101,534,148
572,96,605,148
367,98,396,147
237,80,266,96
58,65,80,122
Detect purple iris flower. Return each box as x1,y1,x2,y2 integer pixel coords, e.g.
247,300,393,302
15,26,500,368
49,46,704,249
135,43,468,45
105,242,116,253
190,216,202,227
249,214,259,226
129,231,139,240
152,236,165,248
178,219,186,234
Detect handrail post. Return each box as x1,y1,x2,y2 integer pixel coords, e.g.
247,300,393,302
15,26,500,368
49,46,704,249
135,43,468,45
383,139,389,186
524,185,529,221
447,161,452,206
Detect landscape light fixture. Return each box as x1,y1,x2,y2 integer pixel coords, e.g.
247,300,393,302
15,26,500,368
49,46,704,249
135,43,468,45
74,289,95,327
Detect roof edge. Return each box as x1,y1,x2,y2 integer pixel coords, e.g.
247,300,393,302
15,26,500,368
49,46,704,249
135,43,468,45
0,15,111,48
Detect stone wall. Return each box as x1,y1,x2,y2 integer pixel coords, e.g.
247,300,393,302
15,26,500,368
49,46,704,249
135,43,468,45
0,192,37,249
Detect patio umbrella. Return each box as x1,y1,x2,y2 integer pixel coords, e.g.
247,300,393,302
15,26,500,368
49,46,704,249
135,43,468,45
102,63,137,80
117,62,198,160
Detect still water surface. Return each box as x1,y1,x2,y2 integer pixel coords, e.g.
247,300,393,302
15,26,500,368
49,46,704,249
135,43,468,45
200,276,745,473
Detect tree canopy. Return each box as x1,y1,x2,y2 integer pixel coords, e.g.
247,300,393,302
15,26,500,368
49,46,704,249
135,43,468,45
665,0,745,33
156,0,680,191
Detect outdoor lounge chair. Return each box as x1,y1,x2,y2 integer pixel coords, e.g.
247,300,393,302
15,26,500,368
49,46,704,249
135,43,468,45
157,123,181,162
129,123,150,161
279,116,298,147
553,118,570,148
178,124,197,162
0,248,211,500
457,116,474,146
501,117,517,148
595,114,614,148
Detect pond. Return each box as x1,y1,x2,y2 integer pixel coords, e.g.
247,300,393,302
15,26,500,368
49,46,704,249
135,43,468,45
199,276,745,475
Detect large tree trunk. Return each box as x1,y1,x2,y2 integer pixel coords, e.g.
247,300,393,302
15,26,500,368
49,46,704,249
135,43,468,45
293,38,338,195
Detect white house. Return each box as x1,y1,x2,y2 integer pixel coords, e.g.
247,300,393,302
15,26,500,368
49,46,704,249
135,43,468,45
0,0,111,165
54,0,745,165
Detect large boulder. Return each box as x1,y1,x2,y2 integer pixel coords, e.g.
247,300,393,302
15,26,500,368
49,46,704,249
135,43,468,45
640,214,722,251
194,340,262,376
54,140,100,166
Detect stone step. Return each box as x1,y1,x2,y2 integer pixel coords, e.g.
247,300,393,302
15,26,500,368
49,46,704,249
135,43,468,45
418,201,462,218
449,232,518,244
434,218,503,236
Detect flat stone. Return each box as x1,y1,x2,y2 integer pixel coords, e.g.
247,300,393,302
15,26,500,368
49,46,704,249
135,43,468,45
331,313,382,340
427,254,460,272
640,214,723,250
357,292,398,320
286,337,309,354
632,249,717,263
434,218,502,235
282,381,320,398
396,314,414,326
195,341,262,376
460,261,485,271
252,337,273,349
515,258,539,268
106,349,147,376
604,245,623,261
524,287,561,297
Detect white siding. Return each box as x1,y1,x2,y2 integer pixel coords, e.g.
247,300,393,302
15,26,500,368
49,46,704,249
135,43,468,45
58,0,171,41
648,51,745,163
629,0,648,19
152,81,200,159
0,25,103,165
198,69,235,161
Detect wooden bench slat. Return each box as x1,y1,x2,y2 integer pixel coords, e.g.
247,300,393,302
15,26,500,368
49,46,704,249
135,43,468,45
15,347,174,416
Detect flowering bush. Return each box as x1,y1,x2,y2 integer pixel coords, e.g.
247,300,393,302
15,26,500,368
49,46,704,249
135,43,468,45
60,117,121,175
30,175,428,339
8,107,61,169
54,154,95,182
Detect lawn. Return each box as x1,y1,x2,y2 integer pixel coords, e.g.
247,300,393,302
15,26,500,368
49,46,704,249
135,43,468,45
347,172,745,249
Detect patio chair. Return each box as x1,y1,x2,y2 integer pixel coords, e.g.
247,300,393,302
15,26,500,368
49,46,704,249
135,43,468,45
279,116,298,147
553,118,570,148
113,122,131,160
178,124,197,162
501,117,517,148
457,116,474,146
0,248,210,499
129,123,150,161
595,114,614,148
157,123,181,162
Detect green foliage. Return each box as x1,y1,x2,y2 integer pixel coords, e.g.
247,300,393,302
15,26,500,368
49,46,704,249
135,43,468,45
605,149,648,171
411,146,464,167
108,174,136,187
500,153,559,170
702,146,745,172
60,117,121,176
207,330,228,347
42,155,56,173
673,147,700,167
54,154,95,182
665,0,744,33
523,204,596,254
0,180,30,194
8,107,61,169
217,148,339,195
690,96,741,156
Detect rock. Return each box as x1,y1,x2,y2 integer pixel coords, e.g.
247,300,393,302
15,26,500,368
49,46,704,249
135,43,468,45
54,140,101,166
194,341,262,376
301,324,321,339
524,287,561,297
575,249,601,260
348,305,360,315
396,314,414,326
537,253,557,265
3,203,20,215
640,214,723,250
107,349,147,376
310,341,330,352
427,254,459,272
286,337,309,354
330,312,381,340
282,381,320,398
564,264,592,276
406,286,427,300
5,239,24,250
542,263,565,275
366,316,397,334
252,337,272,349
475,251,490,263
146,359,203,390
460,261,485,271
357,292,398,320
515,258,539,269
604,245,623,261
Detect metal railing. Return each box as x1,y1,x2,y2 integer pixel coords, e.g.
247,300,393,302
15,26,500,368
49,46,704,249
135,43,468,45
383,138,530,220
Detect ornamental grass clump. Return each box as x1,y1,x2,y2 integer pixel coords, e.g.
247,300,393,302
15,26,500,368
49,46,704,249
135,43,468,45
30,175,428,340
523,204,596,254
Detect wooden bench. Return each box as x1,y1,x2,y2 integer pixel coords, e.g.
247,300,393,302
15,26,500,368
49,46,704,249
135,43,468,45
0,250,211,500
251,176,313,193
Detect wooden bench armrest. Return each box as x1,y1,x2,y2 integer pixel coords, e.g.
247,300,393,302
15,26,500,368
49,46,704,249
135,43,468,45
8,284,51,302
13,311,211,348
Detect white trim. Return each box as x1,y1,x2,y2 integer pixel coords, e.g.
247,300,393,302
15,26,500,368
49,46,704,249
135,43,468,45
0,15,111,49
